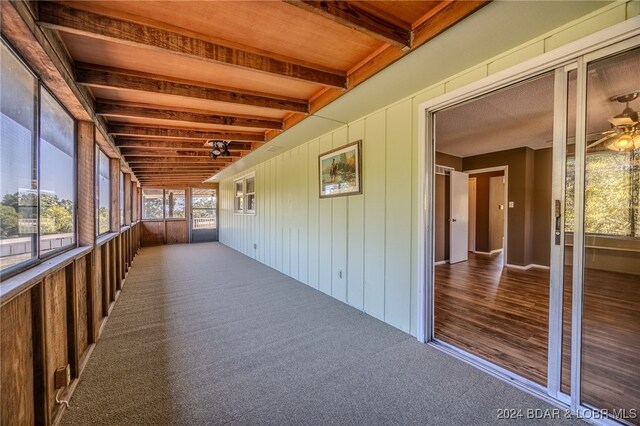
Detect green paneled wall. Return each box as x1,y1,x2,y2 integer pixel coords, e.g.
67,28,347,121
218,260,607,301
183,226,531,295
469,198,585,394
219,2,637,337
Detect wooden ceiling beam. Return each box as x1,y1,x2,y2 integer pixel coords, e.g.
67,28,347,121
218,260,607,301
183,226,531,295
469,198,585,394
126,157,231,164
96,101,284,130
115,139,254,151
38,3,346,88
412,1,490,48
283,1,411,48
132,166,219,171
108,124,265,142
76,64,309,113
120,148,242,158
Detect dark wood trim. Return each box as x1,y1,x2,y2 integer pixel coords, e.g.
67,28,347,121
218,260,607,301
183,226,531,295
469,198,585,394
283,0,411,48
96,101,283,130
76,64,309,113
65,264,79,379
38,3,346,88
412,1,490,48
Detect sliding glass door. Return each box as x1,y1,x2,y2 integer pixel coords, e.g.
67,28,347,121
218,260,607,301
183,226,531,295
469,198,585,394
426,33,640,425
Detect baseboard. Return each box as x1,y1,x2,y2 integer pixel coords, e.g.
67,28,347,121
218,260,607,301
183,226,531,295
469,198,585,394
473,251,491,255
434,260,447,266
490,248,504,254
506,263,550,270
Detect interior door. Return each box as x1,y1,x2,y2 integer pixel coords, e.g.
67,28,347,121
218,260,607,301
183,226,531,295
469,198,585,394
190,187,217,243
449,170,469,264
488,176,505,251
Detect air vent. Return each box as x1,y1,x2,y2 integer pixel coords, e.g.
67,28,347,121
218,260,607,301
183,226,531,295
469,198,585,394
435,165,454,175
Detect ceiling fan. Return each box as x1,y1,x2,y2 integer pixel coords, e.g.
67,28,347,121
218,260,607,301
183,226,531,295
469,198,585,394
205,139,231,159
588,91,640,151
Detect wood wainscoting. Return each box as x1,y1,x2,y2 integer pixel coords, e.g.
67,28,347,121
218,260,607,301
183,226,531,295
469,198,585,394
0,223,141,426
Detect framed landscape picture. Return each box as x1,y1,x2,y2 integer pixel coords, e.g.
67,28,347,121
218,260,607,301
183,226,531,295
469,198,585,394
319,140,362,198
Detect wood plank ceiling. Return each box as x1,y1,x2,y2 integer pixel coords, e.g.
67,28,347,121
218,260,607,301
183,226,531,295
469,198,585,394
37,0,488,186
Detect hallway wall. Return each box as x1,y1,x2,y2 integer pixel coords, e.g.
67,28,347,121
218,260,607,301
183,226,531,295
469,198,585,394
219,2,639,337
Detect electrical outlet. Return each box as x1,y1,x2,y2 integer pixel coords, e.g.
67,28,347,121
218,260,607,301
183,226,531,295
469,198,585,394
54,364,71,389
253,243,257,249
338,269,343,279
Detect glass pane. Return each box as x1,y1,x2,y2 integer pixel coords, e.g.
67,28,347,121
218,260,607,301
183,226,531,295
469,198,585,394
164,189,185,219
246,194,255,212
0,42,37,271
97,149,111,234
235,196,243,212
561,68,577,395
433,72,555,386
235,181,243,197
142,188,163,220
192,188,216,209
192,209,216,229
246,177,255,194
39,89,75,255
581,46,640,421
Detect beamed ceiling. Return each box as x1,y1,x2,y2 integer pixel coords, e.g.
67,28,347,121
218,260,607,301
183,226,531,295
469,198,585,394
35,0,489,186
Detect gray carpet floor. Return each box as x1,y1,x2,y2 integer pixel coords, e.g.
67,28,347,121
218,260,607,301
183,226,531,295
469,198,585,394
61,242,583,426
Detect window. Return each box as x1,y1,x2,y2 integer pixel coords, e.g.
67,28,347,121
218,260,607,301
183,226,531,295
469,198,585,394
39,89,76,255
191,188,217,230
96,148,111,235
234,180,244,213
142,188,185,220
565,151,639,236
1,41,76,274
234,174,256,214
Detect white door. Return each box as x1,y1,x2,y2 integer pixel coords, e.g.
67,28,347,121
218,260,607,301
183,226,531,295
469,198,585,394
449,170,469,264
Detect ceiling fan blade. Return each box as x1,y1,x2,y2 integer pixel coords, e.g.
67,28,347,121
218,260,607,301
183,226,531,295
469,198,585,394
587,134,615,149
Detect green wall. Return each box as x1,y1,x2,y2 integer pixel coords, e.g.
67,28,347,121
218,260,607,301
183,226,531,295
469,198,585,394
219,1,638,337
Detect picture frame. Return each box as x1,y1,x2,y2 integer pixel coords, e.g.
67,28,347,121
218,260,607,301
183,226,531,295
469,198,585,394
319,140,362,198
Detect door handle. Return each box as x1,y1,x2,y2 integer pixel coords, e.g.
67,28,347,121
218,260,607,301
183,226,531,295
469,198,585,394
554,200,562,245
451,218,457,222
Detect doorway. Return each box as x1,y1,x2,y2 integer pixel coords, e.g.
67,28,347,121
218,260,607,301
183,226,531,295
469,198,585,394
421,31,640,424
432,72,554,386
190,187,218,243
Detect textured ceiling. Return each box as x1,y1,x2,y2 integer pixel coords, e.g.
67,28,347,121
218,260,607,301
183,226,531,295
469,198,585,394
436,46,640,159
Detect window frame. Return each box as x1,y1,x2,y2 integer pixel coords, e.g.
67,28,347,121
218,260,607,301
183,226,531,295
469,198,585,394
0,38,78,279
95,147,111,236
141,187,186,221
233,173,256,215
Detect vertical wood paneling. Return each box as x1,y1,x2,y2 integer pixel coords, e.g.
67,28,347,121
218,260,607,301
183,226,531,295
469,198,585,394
410,98,422,336
331,127,348,302
75,257,91,365
347,120,366,310
76,121,95,246
43,269,68,421
318,134,333,295
275,156,283,272
307,139,320,289
298,144,310,285
269,160,277,268
123,174,132,226
384,100,412,332
1,291,34,426
363,111,386,320
93,246,103,334
289,150,299,280
282,152,291,276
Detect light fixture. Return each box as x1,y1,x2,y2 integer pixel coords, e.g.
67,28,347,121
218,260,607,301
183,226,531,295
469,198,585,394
605,92,639,152
607,131,635,151
209,140,231,159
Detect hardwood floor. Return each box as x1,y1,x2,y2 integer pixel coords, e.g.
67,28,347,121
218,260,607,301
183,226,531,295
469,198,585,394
435,253,639,425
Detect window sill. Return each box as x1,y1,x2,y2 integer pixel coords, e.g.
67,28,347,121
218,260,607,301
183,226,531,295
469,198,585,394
96,232,118,247
1,245,92,306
